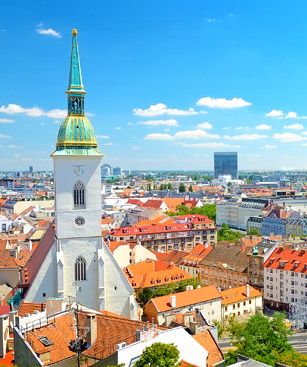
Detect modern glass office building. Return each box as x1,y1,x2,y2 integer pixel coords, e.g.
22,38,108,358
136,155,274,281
214,152,238,179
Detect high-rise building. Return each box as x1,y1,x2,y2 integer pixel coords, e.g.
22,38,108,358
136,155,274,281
24,29,137,318
214,152,238,179
29,165,33,173
113,166,122,176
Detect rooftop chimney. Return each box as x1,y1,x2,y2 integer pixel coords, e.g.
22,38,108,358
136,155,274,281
86,314,97,347
170,295,176,308
246,284,250,298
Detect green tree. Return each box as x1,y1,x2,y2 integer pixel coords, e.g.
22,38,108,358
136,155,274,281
178,183,186,193
134,342,180,367
247,228,261,236
167,204,216,221
217,224,242,242
188,185,193,192
167,183,173,190
226,312,293,366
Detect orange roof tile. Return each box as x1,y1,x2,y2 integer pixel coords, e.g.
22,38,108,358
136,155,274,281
220,285,262,305
147,285,221,313
124,259,192,288
193,330,224,367
264,247,307,273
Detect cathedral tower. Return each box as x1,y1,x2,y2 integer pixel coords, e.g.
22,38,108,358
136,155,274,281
25,30,137,318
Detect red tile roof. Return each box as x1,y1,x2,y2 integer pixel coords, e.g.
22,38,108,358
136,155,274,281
193,330,224,367
146,285,221,313
124,259,192,289
264,247,307,273
220,285,262,305
18,301,45,317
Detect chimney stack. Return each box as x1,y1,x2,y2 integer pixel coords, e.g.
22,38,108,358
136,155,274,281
170,295,176,308
86,314,97,347
246,284,250,298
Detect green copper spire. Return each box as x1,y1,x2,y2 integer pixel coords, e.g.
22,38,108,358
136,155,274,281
67,29,85,94
52,29,102,157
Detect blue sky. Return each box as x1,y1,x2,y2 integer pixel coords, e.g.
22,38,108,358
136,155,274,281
2,1,307,171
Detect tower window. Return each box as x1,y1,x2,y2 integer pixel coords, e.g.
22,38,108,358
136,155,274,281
75,256,86,281
73,181,85,209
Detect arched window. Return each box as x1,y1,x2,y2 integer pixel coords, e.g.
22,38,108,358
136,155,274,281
73,181,85,209
75,256,86,281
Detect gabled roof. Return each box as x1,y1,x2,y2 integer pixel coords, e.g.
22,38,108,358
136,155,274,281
124,259,192,289
221,285,262,305
146,285,221,313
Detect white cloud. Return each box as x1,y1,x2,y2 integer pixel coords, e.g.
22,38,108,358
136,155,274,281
144,129,219,141
0,118,14,123
8,144,23,149
224,133,268,141
265,109,285,118
177,142,240,149
255,124,271,130
96,134,109,139
133,103,198,116
197,122,213,130
36,27,61,38
115,126,121,131
273,132,306,143
264,144,277,149
0,134,11,139
266,109,307,120
144,133,172,141
132,146,140,150
140,119,178,127
104,142,113,146
196,97,251,109
285,111,298,119
0,104,66,119
284,123,304,130
174,129,219,139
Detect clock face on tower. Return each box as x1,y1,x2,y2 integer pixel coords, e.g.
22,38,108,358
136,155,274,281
73,165,85,176
69,96,84,114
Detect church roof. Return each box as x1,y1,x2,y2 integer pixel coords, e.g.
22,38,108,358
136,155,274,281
52,29,102,157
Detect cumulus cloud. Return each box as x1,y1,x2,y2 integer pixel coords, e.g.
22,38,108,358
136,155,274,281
177,142,240,149
284,123,304,130
36,27,61,38
115,126,121,131
144,129,219,141
265,109,284,118
174,130,219,139
140,119,178,127
104,142,113,146
0,118,14,123
96,134,109,139
255,124,271,130
0,104,66,119
224,133,268,141
0,134,11,139
196,97,251,109
133,103,198,116
266,109,307,119
144,133,172,141
273,132,306,143
197,122,213,130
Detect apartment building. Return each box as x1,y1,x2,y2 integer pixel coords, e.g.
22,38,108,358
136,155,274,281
221,284,263,321
263,247,307,310
216,199,266,231
199,243,249,290
109,214,216,253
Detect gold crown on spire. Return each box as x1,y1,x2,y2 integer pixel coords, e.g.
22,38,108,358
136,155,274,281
72,28,78,36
